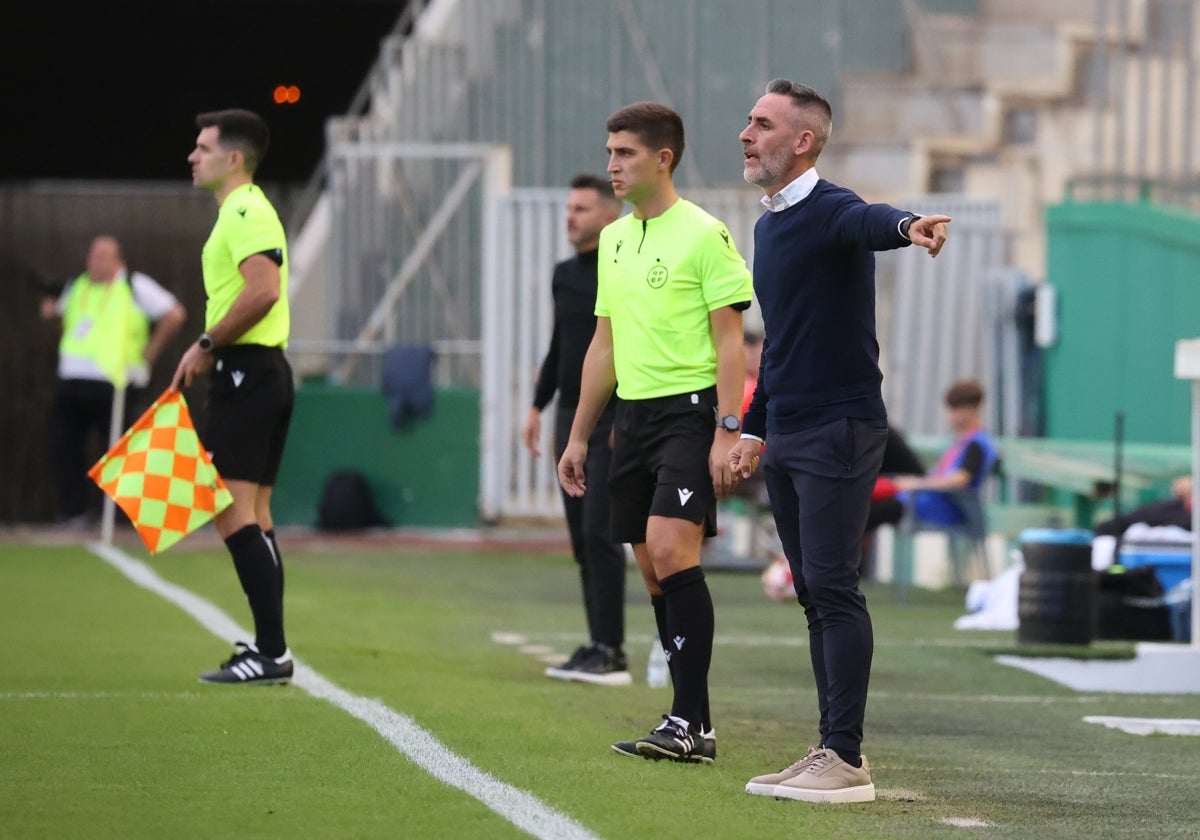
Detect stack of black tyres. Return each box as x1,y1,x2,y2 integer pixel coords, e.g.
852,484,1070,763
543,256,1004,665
1018,529,1096,645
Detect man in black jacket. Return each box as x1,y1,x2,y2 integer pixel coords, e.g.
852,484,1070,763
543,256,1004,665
522,174,628,685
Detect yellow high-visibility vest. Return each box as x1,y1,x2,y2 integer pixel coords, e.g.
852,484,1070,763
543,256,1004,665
59,273,150,388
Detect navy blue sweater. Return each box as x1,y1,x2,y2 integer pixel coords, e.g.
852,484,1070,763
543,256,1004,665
743,180,914,436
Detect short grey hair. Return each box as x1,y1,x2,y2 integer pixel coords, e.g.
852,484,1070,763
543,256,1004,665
764,79,832,155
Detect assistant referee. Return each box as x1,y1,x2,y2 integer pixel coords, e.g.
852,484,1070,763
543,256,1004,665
173,109,295,685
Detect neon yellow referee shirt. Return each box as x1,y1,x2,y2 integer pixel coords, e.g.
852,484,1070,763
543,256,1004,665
202,183,290,347
596,198,753,400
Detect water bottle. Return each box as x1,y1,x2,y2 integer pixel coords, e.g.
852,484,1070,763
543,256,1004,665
646,635,670,688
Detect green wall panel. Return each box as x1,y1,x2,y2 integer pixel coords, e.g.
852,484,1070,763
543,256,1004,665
1045,201,1200,444
270,385,480,527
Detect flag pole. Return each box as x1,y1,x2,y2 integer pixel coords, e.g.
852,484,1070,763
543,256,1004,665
100,384,126,547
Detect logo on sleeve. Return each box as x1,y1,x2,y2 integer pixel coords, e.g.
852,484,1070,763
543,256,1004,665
720,228,730,247
237,207,248,218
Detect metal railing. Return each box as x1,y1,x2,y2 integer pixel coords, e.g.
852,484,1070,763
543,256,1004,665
283,0,430,238
1066,173,1200,215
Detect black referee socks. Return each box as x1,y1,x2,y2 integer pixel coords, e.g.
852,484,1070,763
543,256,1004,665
226,524,287,658
659,566,714,730
651,591,712,733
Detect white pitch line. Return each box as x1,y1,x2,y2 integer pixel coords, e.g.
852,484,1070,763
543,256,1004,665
939,817,994,828
494,633,1199,708
1083,716,1200,736
495,629,997,649
88,542,599,840
884,764,1200,782
0,691,207,700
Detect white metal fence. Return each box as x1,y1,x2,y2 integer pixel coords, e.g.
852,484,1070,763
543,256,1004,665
879,196,1023,438
481,188,1017,521
482,187,763,520
311,142,511,389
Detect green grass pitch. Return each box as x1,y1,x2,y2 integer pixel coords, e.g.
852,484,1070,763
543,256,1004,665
2,538,1198,839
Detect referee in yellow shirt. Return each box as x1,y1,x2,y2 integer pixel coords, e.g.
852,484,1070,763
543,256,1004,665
172,109,294,685
559,102,753,763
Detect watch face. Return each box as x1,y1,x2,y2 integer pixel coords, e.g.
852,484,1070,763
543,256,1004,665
720,415,740,431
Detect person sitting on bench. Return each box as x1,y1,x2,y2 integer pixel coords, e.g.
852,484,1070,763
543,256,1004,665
891,379,998,528
1093,475,1193,538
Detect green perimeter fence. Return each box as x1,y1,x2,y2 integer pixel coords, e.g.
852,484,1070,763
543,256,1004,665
271,384,481,528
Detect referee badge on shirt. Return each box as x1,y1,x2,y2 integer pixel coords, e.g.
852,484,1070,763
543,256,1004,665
646,262,668,288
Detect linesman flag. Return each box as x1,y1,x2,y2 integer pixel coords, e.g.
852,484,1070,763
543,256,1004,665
89,389,233,554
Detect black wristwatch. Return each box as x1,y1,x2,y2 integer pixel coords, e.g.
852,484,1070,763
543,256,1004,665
900,213,922,239
197,332,215,353
717,414,741,433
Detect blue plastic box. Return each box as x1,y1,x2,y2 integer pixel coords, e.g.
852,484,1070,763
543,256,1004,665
1119,540,1194,593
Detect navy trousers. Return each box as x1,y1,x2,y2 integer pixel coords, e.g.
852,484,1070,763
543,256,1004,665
762,417,888,757
554,405,626,649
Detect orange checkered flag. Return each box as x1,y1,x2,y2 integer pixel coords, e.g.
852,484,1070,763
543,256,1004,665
88,389,233,554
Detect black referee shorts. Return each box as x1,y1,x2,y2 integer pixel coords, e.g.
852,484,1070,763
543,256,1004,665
201,344,294,486
609,387,718,544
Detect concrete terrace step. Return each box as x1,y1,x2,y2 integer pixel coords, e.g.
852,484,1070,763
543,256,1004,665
839,76,1004,153
915,14,1080,99
979,0,1148,44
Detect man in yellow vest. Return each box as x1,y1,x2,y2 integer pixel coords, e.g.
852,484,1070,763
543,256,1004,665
40,235,187,527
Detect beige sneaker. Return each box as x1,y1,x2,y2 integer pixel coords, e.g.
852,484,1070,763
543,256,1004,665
771,748,875,804
745,747,821,796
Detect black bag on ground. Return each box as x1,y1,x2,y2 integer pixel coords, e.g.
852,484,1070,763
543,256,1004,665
317,470,390,531
1095,565,1170,641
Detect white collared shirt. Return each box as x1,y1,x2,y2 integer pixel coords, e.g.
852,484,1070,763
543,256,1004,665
760,168,820,212
759,166,918,239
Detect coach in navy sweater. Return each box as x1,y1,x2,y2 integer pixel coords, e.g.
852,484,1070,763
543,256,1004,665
730,79,949,804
